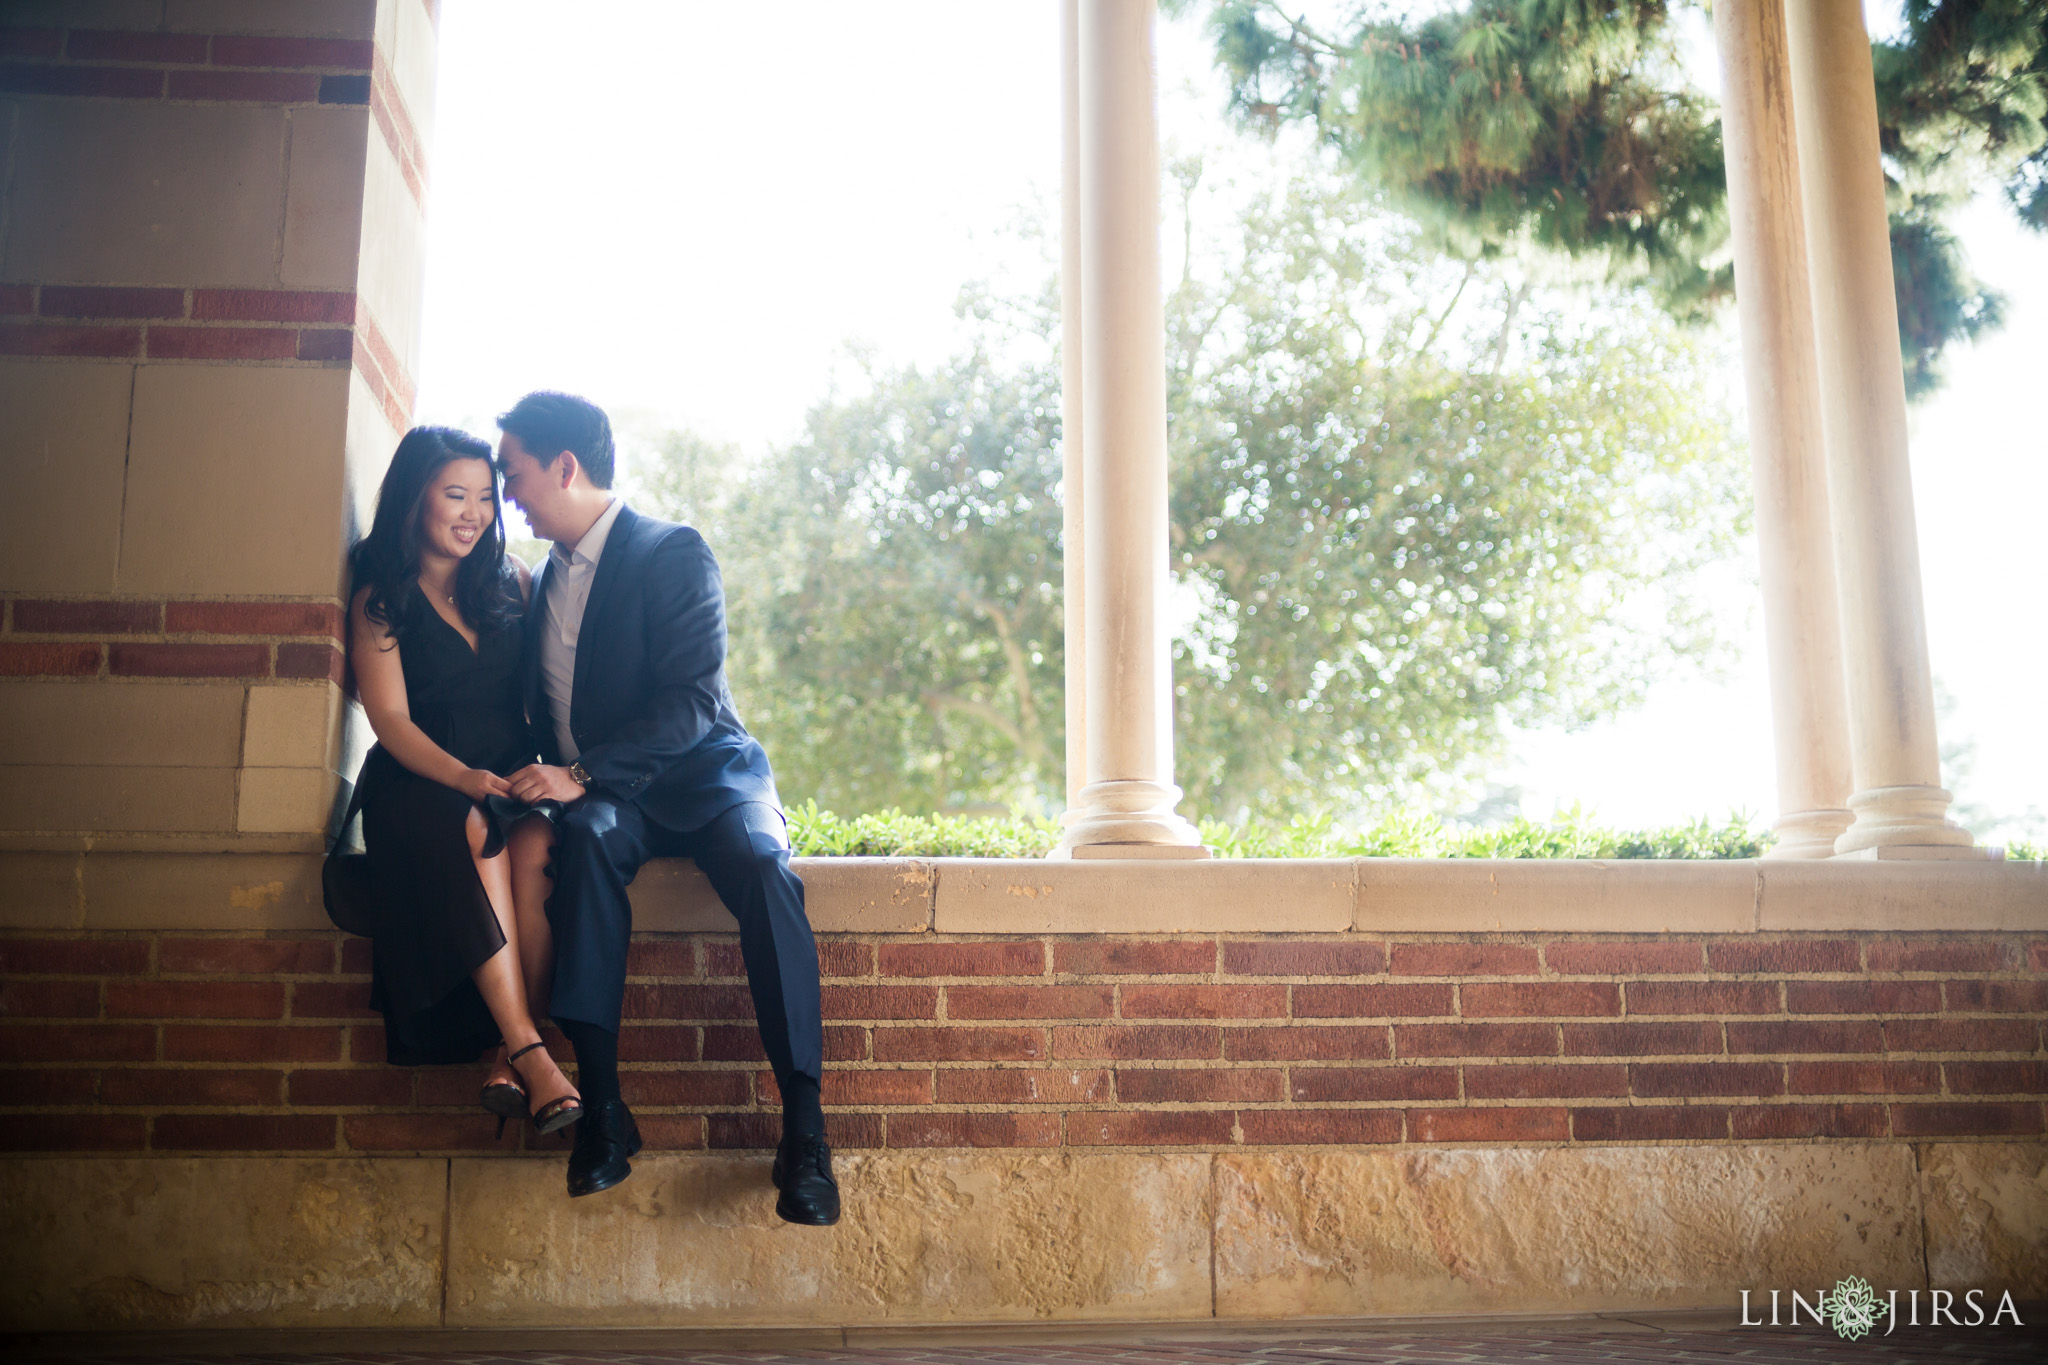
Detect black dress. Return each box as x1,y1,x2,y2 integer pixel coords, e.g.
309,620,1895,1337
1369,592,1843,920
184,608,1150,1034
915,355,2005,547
357,576,542,1066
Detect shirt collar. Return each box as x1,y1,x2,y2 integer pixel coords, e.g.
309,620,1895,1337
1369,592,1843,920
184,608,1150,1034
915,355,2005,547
551,497,624,571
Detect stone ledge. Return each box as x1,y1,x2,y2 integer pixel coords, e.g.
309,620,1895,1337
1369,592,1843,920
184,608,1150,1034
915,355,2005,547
1757,860,2048,931
931,859,1355,934
631,857,933,934
1,850,2043,933
1354,860,1756,934
3,1144,2041,1331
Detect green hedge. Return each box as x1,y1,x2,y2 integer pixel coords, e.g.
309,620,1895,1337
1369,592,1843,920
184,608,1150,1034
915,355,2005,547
782,802,1775,859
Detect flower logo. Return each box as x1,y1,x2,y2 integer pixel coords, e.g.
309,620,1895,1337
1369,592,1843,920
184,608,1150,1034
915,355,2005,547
1825,1275,1883,1340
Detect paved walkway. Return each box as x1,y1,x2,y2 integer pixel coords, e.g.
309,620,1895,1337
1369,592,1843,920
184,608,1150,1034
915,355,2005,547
9,1315,2047,1365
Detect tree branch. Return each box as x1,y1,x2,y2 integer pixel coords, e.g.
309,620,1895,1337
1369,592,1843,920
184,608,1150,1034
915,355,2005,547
1261,1,1346,57
1491,279,1531,378
1418,258,1477,356
976,597,1044,766
921,689,1025,748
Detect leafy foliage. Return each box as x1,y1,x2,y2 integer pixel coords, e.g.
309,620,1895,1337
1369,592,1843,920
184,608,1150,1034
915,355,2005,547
1888,210,2006,394
784,800,1769,859
636,161,1748,822
668,349,1067,817
785,801,1063,858
1203,807,1768,858
1876,0,2046,391
1878,0,2048,212
1202,0,1729,313
1186,0,2048,396
1164,172,1746,817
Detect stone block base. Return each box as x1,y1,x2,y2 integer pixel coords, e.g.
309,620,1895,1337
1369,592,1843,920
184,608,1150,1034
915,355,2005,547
4,1143,2045,1332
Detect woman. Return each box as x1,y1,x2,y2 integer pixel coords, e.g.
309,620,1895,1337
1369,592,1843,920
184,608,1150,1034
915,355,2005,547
348,425,578,1134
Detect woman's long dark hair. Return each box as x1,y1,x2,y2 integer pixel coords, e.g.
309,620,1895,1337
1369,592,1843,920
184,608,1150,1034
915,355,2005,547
350,426,516,642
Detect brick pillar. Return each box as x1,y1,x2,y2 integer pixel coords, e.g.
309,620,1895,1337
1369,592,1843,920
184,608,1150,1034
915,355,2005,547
0,0,436,849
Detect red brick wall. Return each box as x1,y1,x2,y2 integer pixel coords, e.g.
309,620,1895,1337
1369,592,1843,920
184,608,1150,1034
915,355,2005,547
3,930,2043,1154
0,285,412,434
1,597,345,684
0,22,423,207
0,19,420,428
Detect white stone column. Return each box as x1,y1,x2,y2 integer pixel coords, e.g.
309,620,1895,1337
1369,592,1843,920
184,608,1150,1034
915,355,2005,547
1060,0,1088,812
1713,0,1854,859
1783,0,1975,857
1054,0,1206,857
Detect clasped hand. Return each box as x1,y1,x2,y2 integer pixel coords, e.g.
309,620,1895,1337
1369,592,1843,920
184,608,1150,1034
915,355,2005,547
507,763,586,804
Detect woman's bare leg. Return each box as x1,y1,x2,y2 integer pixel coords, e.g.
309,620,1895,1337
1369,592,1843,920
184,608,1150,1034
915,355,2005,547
508,815,557,1022
466,807,577,1115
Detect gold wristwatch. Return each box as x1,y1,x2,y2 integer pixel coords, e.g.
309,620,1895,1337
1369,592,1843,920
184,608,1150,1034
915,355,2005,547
567,761,591,788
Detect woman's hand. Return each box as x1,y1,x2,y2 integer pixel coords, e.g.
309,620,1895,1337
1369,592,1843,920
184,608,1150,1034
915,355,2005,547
453,767,512,802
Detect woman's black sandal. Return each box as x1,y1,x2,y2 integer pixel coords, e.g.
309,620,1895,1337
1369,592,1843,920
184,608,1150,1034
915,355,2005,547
507,1039,583,1135
479,1046,527,1139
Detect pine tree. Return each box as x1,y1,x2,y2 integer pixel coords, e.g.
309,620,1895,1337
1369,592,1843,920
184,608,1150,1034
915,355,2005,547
1877,0,2044,390
1185,0,2048,397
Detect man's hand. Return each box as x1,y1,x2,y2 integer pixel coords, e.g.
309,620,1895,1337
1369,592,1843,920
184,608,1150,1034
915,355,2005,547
508,763,586,804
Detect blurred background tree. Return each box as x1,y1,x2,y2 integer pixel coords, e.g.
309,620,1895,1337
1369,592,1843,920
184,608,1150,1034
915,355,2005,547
714,354,1067,816
631,158,1748,819
1164,169,1744,818
1178,0,2047,397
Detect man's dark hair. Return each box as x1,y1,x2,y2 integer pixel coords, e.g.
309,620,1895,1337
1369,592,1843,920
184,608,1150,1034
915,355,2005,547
497,390,616,488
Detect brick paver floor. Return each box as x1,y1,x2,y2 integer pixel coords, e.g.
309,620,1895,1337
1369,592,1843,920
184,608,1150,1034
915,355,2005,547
9,1316,2047,1365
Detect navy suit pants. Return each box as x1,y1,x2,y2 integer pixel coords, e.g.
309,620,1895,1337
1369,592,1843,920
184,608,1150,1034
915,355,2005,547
546,797,823,1084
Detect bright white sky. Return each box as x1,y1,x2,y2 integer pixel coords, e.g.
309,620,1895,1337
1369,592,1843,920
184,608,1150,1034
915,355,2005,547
415,1,2044,841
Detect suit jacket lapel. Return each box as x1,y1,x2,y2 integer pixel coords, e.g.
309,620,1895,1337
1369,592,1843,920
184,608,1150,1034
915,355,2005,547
570,503,639,720
525,553,553,645
523,552,554,748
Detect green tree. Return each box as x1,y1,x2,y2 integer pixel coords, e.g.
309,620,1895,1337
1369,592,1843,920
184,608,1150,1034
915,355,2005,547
649,351,1068,817
1877,0,2047,382
639,163,1748,819
1185,0,2048,397
1163,169,1745,816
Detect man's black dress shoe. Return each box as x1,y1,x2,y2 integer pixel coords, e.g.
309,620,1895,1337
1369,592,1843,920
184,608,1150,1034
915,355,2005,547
771,1133,841,1225
567,1099,641,1198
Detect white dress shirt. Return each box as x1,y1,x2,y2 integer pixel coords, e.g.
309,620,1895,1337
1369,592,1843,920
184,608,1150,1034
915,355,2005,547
539,497,624,763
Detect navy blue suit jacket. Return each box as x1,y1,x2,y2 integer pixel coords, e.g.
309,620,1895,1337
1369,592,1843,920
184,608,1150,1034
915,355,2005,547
524,503,778,832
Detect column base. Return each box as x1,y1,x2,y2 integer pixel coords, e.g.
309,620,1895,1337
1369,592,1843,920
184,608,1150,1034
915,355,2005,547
1052,779,1209,859
1763,808,1855,860
1832,785,1977,857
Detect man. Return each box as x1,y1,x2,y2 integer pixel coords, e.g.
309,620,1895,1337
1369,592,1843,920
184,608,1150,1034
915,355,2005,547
497,390,838,1225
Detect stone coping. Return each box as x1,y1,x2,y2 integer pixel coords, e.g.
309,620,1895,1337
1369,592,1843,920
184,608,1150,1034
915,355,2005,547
1,850,2042,933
